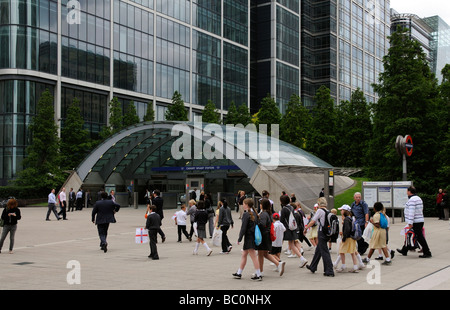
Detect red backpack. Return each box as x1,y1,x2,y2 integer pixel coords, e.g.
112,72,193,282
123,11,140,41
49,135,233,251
270,222,276,242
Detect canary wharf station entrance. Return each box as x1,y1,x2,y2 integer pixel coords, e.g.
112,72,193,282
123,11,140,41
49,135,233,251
63,121,355,211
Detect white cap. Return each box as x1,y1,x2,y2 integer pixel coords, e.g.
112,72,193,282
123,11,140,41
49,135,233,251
338,204,351,211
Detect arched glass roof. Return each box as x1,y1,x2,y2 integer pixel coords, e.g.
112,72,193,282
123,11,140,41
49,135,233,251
77,121,332,183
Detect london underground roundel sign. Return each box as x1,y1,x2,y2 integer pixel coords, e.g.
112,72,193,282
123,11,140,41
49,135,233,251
405,135,413,157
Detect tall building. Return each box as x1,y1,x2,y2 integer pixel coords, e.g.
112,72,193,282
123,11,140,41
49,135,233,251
422,15,450,82
250,0,390,111
0,0,250,184
391,11,450,83
0,0,390,184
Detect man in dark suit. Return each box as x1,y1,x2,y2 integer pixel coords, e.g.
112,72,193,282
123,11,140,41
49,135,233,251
152,190,166,243
145,204,162,260
92,191,120,253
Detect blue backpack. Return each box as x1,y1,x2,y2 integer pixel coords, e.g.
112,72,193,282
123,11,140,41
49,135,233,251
379,213,388,229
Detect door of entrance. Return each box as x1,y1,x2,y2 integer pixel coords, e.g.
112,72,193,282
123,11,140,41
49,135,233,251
185,177,204,202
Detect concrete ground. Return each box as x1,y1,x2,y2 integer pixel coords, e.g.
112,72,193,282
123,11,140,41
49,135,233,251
1,205,450,291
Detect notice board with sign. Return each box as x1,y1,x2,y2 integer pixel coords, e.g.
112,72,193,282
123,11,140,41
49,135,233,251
362,181,412,223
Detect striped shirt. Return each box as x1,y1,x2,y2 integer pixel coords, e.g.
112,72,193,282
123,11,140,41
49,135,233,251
405,195,425,224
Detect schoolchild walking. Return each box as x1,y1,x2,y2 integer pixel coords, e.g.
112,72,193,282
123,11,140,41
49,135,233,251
257,199,286,276
335,205,359,273
362,202,392,265
174,204,191,242
279,195,308,268
186,199,197,239
270,213,286,267
232,198,262,281
217,199,234,254
193,200,213,256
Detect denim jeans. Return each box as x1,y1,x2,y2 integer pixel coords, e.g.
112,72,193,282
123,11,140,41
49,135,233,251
0,224,17,251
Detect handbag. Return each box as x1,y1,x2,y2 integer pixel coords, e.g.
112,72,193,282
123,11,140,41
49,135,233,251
0,218,4,227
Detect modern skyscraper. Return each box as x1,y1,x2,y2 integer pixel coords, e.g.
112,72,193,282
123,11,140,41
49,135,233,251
0,0,250,184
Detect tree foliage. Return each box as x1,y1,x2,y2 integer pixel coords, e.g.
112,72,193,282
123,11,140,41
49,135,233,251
306,85,338,165
335,89,372,167
14,89,64,188
123,102,140,127
143,102,155,122
202,100,220,124
280,94,311,149
165,91,188,121
368,27,441,193
100,97,123,139
60,97,91,170
254,94,281,135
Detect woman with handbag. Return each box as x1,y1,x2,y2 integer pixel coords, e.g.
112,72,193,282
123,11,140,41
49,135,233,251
0,198,21,254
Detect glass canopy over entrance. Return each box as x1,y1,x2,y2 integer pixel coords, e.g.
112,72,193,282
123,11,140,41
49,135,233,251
77,121,333,184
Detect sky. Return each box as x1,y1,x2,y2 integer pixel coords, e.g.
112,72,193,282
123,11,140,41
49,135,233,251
389,0,450,24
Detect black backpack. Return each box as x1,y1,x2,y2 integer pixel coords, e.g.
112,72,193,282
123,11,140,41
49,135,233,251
320,209,339,242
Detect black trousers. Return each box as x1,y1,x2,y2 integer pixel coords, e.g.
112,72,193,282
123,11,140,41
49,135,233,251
308,231,334,276
148,229,159,259
58,201,67,219
220,225,231,252
97,223,109,246
177,225,190,241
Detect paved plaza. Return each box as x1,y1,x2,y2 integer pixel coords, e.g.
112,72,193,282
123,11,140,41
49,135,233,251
1,205,450,291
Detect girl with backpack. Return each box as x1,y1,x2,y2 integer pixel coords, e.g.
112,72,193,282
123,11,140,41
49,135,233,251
362,202,392,265
232,198,263,281
257,199,286,277
335,205,359,273
279,195,308,268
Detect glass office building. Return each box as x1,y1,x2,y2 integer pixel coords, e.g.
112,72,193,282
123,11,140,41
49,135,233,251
251,0,389,110
0,0,250,184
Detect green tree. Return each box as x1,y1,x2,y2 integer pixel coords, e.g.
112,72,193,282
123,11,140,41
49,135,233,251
335,89,372,167
224,101,239,125
437,64,450,185
165,91,188,121
60,97,91,170
202,100,220,124
280,94,311,149
143,102,155,122
100,97,123,139
123,102,140,127
306,85,338,165
255,94,281,135
368,27,440,193
14,89,64,188
236,104,252,126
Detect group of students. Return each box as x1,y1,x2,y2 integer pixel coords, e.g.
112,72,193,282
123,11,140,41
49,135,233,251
230,194,400,280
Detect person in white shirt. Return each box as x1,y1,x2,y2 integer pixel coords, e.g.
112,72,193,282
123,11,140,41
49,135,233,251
397,186,432,258
46,189,61,221
175,204,191,242
58,187,68,220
